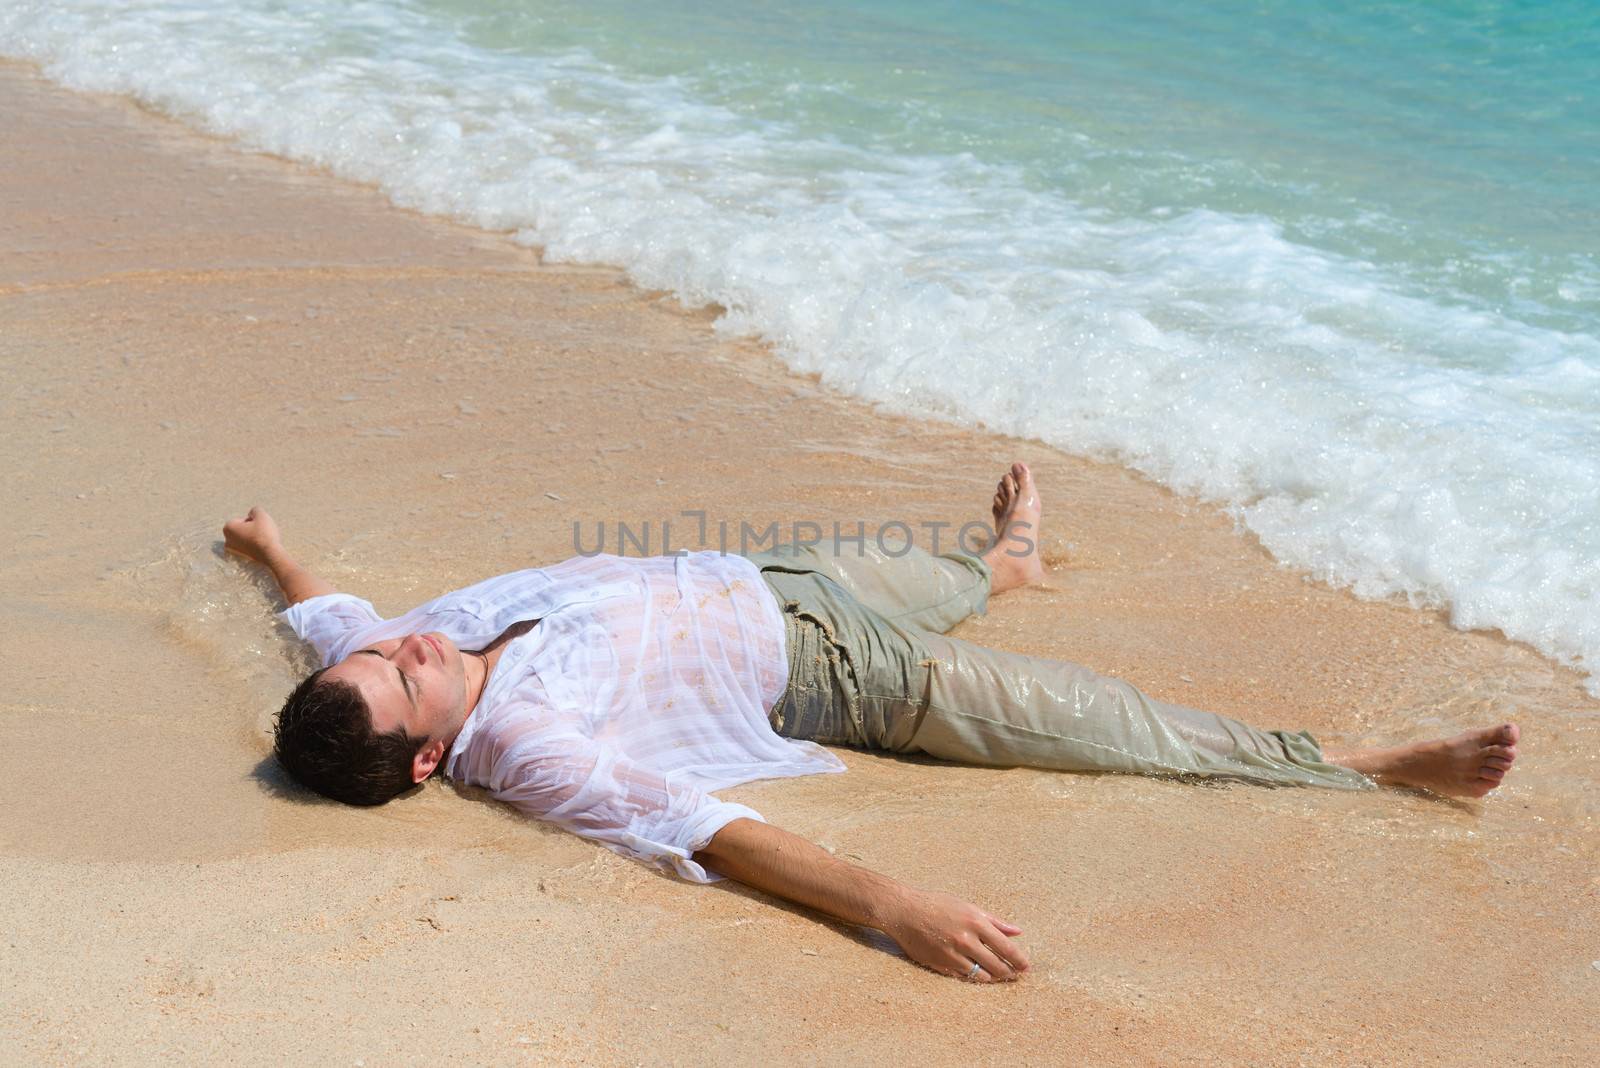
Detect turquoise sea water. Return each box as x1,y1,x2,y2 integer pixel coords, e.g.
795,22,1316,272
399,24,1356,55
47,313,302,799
3,0,1597,691
446,0,1599,325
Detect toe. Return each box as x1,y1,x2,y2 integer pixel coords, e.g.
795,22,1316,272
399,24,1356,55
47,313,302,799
1497,723,1520,745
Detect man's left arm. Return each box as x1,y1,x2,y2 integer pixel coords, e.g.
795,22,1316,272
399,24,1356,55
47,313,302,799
222,506,336,605
694,816,1031,982
487,730,1031,981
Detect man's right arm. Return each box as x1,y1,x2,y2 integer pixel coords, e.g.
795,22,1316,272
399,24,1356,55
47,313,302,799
222,506,336,606
694,816,1031,982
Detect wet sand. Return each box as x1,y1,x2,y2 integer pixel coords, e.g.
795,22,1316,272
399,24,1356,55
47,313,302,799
2,62,1596,1065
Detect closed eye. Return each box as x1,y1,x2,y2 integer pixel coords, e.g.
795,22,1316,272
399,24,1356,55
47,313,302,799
356,648,416,706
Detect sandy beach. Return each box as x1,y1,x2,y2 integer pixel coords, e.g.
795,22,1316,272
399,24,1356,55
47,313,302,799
2,60,1597,1064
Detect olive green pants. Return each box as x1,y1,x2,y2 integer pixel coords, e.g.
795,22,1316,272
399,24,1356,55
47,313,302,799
745,541,1372,789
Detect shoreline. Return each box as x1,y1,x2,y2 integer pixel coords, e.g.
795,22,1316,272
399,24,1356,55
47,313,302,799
2,61,1596,1065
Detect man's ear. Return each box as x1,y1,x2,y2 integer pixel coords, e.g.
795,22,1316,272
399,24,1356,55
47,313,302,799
413,738,446,783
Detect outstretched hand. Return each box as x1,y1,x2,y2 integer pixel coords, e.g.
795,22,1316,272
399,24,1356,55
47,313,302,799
694,818,1032,985
223,506,283,566
884,888,1030,982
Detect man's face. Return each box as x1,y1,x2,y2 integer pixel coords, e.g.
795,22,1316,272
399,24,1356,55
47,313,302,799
322,632,470,780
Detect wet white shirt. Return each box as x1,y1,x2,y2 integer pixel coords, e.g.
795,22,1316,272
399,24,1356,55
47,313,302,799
281,551,844,882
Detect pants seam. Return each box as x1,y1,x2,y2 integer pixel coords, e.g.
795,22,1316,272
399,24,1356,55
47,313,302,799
880,575,988,624
881,553,990,624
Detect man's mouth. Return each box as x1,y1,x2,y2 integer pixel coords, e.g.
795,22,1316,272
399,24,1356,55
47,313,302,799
424,633,444,660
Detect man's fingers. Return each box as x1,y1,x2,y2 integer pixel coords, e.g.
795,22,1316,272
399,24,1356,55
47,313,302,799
986,914,1023,936
980,920,1031,973
927,940,991,982
966,939,1015,981
942,956,978,981
946,926,1016,982
941,952,992,983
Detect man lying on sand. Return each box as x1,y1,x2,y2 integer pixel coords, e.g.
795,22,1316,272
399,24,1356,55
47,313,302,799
225,462,1519,983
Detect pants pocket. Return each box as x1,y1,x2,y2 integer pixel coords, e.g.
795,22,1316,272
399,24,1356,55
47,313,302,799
769,610,860,745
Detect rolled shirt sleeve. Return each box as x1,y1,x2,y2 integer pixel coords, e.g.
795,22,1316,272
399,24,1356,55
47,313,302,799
488,729,764,884
279,593,383,667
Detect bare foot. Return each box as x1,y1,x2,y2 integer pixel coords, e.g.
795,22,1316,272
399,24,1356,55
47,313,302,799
1325,723,1520,799
984,461,1047,594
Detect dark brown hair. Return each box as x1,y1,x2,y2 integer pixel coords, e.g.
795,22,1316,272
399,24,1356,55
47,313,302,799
272,669,424,806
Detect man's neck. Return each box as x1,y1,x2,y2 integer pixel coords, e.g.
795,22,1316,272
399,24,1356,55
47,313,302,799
439,620,541,761
465,619,540,715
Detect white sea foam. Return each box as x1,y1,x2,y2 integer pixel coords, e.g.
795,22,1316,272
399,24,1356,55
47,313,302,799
4,0,1596,693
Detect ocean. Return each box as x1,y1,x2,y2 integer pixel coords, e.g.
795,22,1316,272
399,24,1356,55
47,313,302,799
4,0,1596,694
